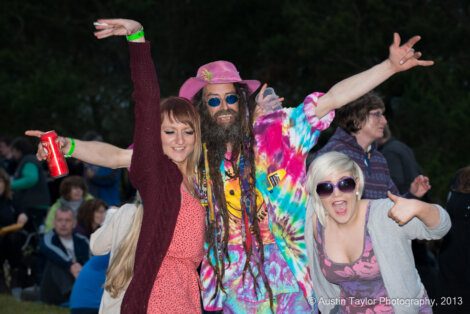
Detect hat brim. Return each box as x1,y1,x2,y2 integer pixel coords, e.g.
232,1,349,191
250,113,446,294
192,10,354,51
179,78,261,101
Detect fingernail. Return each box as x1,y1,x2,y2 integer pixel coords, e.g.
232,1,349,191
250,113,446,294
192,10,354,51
400,60,404,65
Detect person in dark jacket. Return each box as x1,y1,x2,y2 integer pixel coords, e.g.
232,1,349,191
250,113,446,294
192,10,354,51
40,207,90,305
10,137,50,231
0,168,28,294
437,166,470,313
0,135,17,176
378,125,424,195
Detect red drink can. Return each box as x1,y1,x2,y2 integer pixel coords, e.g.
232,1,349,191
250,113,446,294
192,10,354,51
40,131,69,178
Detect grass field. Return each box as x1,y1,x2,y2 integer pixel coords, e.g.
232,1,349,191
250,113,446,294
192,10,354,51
0,294,69,314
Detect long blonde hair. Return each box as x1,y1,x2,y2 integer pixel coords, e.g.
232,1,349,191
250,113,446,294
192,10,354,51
104,200,144,298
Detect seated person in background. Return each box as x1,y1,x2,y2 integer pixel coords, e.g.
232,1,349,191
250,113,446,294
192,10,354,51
0,135,17,176
70,254,110,314
305,152,450,313
44,176,93,232
75,199,107,238
40,207,90,305
0,168,28,294
10,137,50,231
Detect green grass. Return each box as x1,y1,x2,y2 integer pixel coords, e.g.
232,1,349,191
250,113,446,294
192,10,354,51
0,294,69,314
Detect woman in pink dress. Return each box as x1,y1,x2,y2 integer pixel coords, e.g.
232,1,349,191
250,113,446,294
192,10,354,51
26,19,205,313
92,19,206,313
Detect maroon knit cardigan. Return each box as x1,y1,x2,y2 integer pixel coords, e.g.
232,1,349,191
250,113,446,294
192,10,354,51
121,42,182,313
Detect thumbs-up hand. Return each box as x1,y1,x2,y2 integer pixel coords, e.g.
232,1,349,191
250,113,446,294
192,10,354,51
387,191,419,226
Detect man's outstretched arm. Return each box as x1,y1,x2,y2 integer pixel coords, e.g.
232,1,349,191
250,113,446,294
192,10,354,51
315,33,434,118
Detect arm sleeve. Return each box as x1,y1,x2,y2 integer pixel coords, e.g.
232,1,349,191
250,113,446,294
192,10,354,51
289,92,335,152
377,199,452,240
401,204,451,240
90,207,118,255
122,40,183,314
11,162,39,190
127,41,181,197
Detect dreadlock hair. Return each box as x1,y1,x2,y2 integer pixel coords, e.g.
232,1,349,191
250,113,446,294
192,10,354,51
195,83,273,307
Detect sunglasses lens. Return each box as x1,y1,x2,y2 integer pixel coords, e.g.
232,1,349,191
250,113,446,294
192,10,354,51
226,94,239,104
316,177,356,197
338,178,356,193
316,182,334,197
207,97,221,107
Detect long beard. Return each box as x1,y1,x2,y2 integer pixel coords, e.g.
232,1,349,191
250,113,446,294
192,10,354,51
201,108,243,156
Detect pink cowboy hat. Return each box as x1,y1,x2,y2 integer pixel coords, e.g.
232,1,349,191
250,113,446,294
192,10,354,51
179,60,260,100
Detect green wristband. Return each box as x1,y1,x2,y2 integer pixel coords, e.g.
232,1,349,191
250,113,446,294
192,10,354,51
126,28,144,41
65,137,76,158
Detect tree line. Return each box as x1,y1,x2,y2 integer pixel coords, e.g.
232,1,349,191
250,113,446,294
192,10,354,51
2,0,469,202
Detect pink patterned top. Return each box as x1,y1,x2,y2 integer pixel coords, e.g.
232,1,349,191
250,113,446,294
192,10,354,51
147,184,205,314
315,204,394,313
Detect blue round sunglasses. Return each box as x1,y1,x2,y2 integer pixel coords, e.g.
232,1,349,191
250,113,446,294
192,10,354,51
206,94,239,107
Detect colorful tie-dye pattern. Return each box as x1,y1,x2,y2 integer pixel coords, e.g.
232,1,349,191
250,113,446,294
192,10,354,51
200,92,335,313
252,92,334,312
221,153,275,245
200,156,302,312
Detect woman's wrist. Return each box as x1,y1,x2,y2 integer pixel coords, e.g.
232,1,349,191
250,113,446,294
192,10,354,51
415,201,437,222
64,137,76,158
61,137,71,154
127,25,145,42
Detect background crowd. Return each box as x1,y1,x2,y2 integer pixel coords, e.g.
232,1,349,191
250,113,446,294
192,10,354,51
0,132,135,309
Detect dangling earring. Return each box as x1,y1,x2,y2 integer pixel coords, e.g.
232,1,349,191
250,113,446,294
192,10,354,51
355,191,360,200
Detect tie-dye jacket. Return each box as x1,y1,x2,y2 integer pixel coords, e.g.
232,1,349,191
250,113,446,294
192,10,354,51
200,92,335,312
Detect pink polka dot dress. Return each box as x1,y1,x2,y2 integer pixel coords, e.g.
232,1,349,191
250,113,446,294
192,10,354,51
147,184,205,313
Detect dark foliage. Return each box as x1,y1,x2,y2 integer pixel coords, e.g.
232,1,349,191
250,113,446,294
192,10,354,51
1,0,468,202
